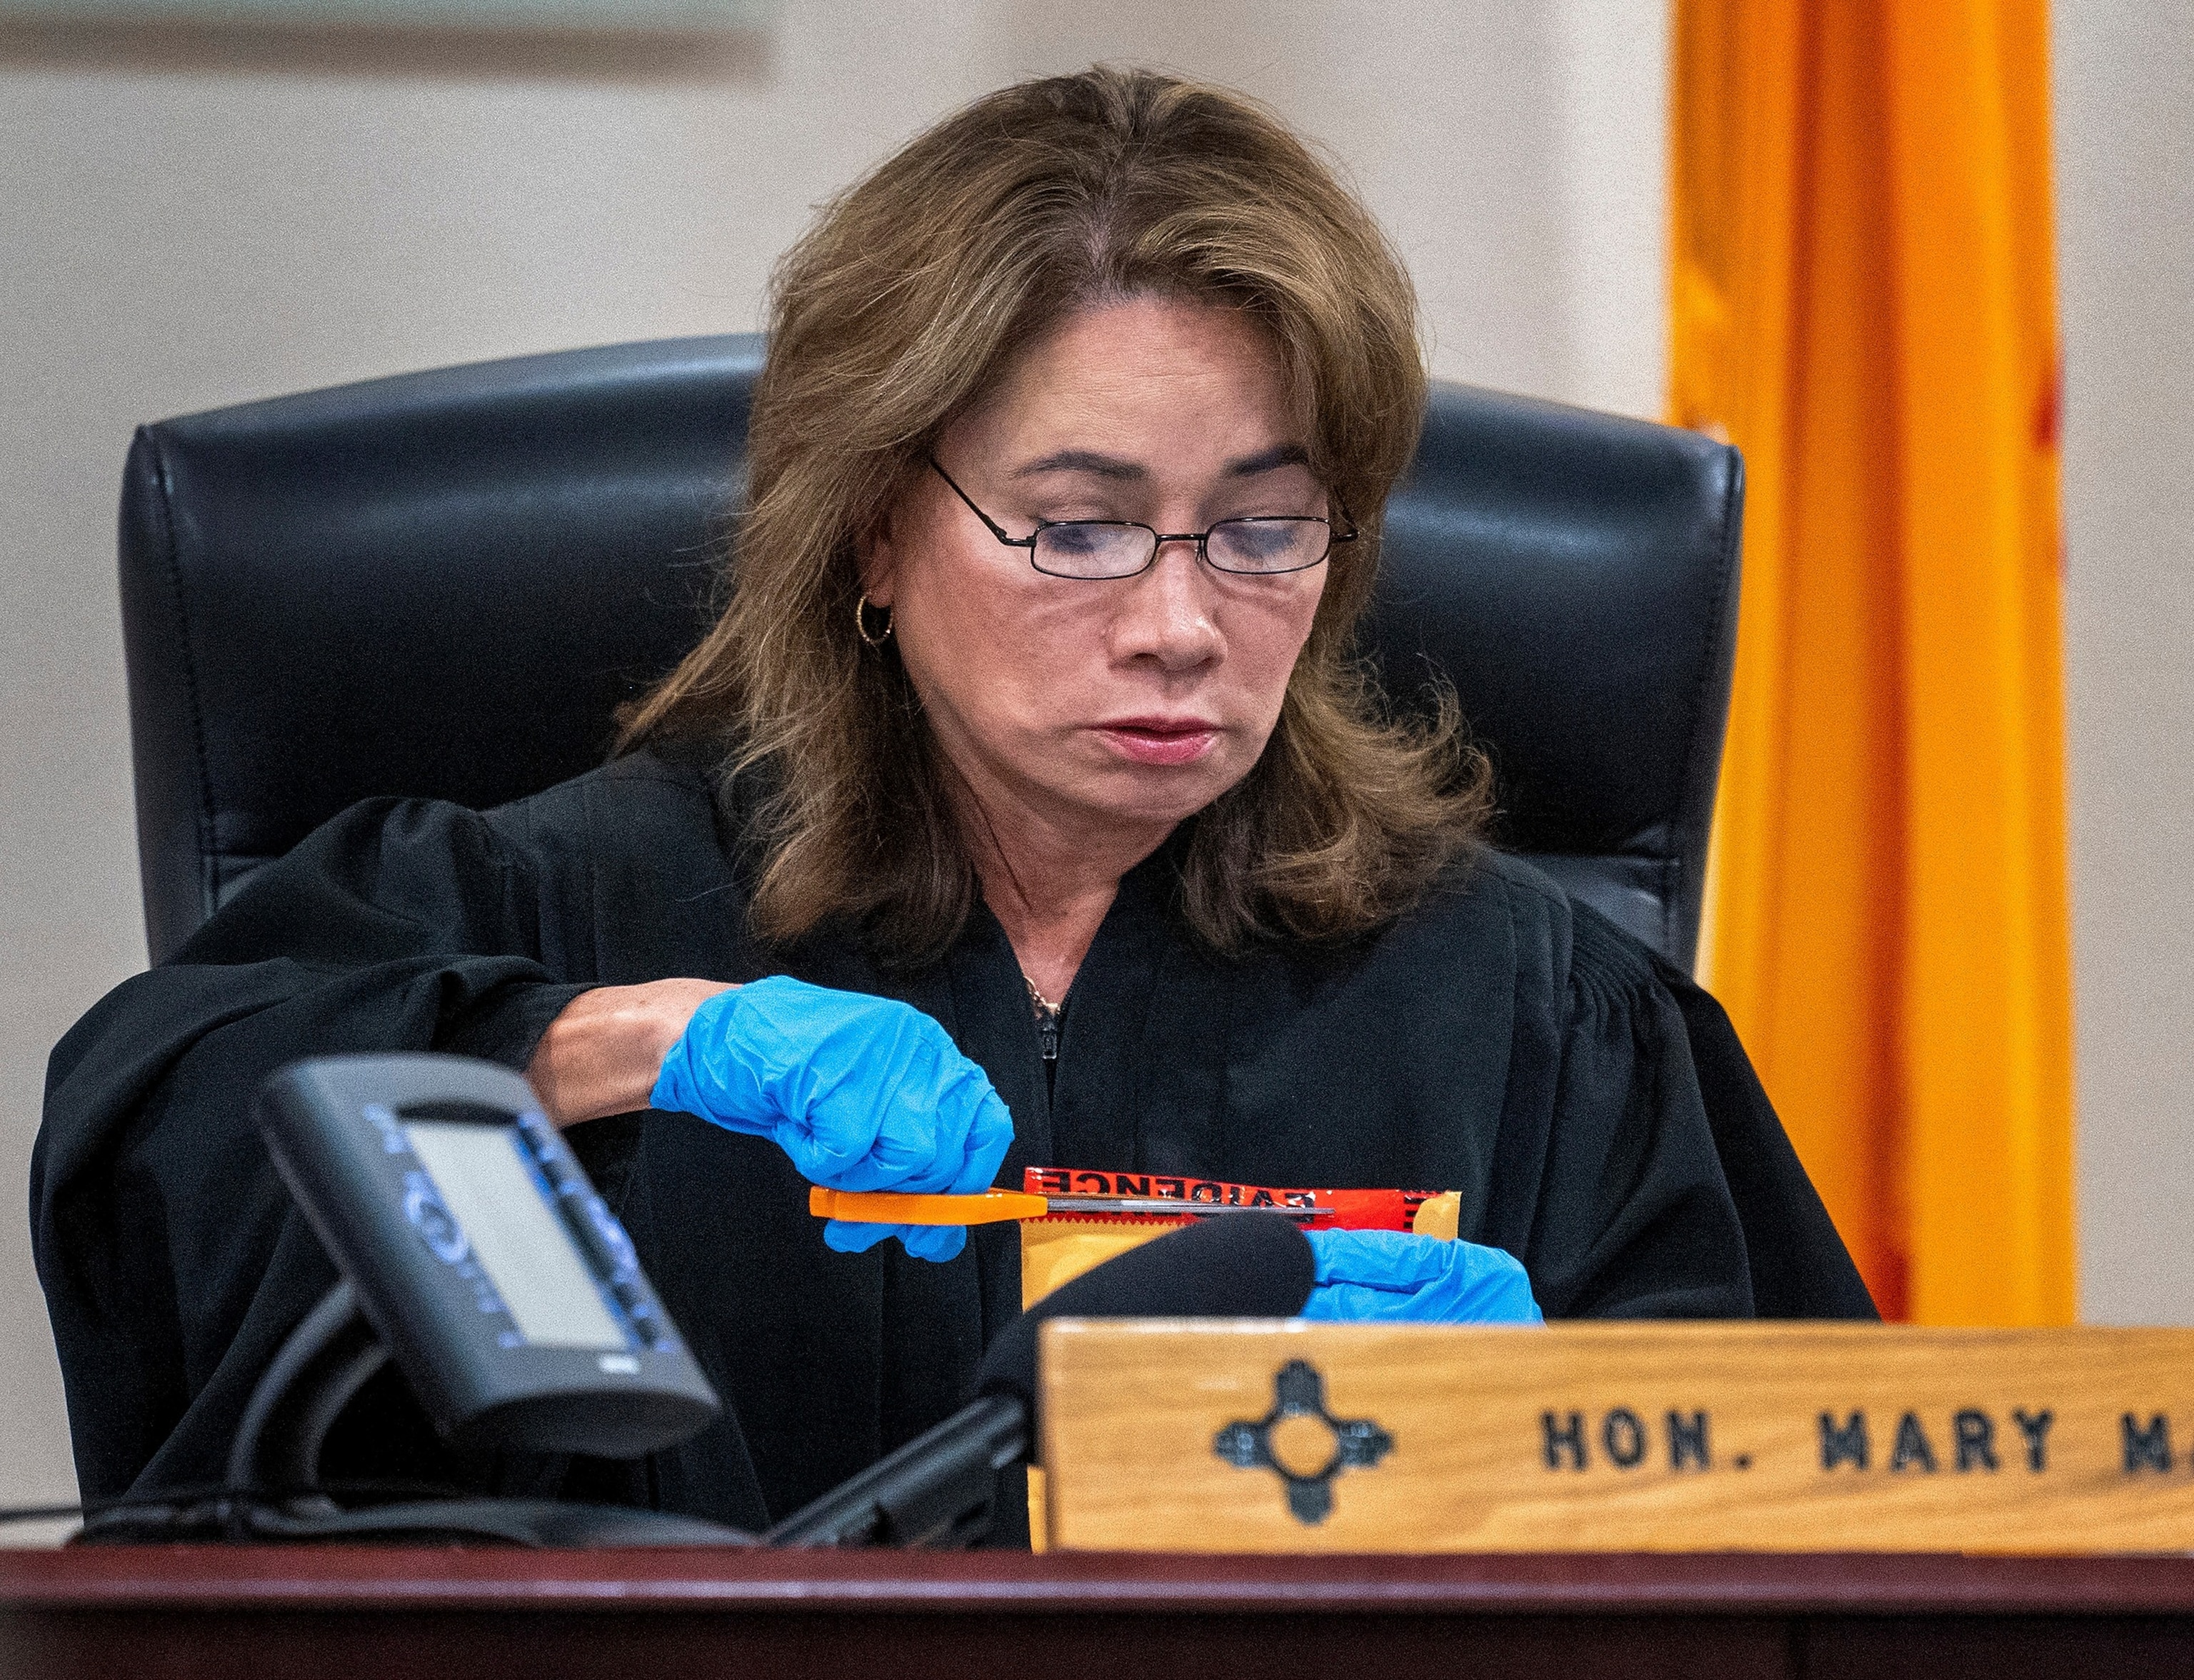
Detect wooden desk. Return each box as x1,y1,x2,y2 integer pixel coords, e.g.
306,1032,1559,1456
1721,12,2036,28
5,1547,2194,1678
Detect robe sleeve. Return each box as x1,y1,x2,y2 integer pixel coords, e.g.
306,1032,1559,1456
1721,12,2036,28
1658,962,1878,1319
32,798,596,1500
1518,902,1875,1322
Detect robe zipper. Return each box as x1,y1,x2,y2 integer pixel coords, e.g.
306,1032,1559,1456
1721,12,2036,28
1026,977,1063,1105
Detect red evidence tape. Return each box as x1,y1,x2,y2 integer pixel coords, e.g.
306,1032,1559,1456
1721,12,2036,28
1022,1167,1440,1232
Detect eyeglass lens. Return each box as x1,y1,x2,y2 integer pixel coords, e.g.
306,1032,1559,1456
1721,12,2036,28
1033,518,1330,578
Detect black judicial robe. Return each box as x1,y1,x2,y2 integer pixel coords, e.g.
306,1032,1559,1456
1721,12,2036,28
35,751,1873,1531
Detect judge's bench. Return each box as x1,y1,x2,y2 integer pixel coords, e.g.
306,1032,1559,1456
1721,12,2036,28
14,1319,2194,1674
6,1544,2194,1677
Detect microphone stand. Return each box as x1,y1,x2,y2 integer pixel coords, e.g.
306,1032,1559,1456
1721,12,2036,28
765,1211,1316,1547
763,1394,1026,1547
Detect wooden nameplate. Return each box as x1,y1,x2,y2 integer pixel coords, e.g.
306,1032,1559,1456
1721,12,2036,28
1035,1322,2194,1554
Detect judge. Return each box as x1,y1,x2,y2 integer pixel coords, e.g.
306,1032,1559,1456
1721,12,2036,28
35,66,1872,1539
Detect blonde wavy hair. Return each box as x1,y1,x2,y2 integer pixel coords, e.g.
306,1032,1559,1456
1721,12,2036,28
623,65,1492,962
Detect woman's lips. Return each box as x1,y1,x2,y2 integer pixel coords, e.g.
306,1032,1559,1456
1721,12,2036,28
1092,720,1222,766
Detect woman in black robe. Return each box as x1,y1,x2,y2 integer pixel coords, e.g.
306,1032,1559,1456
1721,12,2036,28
35,66,1872,1537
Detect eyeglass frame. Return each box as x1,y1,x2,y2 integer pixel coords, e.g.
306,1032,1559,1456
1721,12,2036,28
926,456,1357,580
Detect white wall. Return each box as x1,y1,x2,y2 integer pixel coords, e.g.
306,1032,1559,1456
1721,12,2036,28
2056,4,2194,1324
0,1,1668,1524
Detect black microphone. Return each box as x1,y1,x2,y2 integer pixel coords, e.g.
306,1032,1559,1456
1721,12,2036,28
763,1212,1316,1547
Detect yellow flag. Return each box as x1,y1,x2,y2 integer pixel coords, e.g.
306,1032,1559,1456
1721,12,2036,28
1670,0,2072,1323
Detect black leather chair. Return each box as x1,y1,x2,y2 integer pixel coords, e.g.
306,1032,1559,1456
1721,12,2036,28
119,333,1741,970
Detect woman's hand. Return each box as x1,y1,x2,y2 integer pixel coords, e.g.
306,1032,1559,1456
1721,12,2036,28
650,976,1015,1262
1298,1229,1543,1324
528,978,733,1127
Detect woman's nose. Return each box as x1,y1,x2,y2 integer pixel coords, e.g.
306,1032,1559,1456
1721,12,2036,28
1108,538,1224,670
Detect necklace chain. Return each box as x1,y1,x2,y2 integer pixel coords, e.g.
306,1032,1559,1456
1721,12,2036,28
1024,975,1062,1018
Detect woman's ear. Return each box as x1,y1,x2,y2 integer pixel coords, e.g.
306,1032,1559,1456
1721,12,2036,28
855,505,899,609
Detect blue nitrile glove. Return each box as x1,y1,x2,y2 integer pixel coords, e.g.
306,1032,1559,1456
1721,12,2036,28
1299,1228,1543,1324
649,976,1015,1263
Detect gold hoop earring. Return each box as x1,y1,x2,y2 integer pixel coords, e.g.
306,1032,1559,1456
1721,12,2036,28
855,593,894,648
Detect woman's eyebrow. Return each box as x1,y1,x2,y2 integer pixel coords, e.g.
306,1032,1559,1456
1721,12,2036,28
1011,443,1312,480
1011,449,1143,480
1223,443,1311,476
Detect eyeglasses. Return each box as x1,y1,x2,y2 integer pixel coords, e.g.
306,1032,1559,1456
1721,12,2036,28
929,457,1356,580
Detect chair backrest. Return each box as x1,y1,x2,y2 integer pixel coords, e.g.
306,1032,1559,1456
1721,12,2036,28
120,333,1741,970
